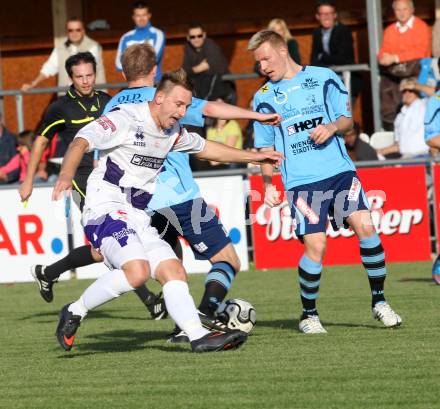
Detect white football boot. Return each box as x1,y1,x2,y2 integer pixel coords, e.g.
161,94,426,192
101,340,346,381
372,302,402,327
299,315,327,334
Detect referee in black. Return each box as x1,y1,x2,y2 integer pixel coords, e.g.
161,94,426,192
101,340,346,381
20,51,110,208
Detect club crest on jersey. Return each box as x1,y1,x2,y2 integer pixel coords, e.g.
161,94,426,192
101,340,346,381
301,77,319,90
260,85,269,93
273,87,288,104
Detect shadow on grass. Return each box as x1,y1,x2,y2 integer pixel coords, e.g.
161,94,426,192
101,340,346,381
256,319,299,330
257,318,380,331
56,328,189,358
19,309,149,323
399,277,434,283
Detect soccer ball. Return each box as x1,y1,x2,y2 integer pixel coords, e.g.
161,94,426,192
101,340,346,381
217,298,256,334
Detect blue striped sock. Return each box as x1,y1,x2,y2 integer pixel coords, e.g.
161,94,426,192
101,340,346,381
198,262,236,315
359,234,386,306
298,255,322,316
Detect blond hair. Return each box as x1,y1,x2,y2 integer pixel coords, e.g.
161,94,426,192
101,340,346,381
267,19,292,42
248,30,287,51
156,68,193,94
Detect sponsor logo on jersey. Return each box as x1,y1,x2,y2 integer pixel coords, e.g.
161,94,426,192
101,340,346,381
96,116,116,132
287,116,323,135
301,77,319,90
290,138,319,155
130,154,164,170
135,127,144,140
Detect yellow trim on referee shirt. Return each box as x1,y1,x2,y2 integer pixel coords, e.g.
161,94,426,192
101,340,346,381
41,119,66,136
71,117,95,124
72,179,86,199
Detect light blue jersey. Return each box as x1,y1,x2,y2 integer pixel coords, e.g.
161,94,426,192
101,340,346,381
253,66,354,189
424,91,440,142
103,86,208,210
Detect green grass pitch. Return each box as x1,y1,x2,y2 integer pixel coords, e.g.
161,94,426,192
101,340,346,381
1,261,438,409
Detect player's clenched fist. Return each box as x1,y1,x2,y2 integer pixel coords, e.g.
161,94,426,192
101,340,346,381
309,122,338,145
264,184,281,207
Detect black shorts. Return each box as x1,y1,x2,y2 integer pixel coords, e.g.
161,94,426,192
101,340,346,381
72,167,92,212
150,198,231,260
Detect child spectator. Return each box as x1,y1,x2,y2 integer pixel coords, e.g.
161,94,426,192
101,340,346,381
0,130,34,183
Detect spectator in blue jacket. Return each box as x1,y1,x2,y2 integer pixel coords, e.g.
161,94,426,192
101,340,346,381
115,2,165,82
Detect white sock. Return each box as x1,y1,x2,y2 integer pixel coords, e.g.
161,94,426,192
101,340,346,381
68,269,134,318
162,280,209,341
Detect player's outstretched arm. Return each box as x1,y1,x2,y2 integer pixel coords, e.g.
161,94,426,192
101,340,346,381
52,137,89,201
309,116,353,145
19,135,49,202
203,101,281,125
194,140,283,167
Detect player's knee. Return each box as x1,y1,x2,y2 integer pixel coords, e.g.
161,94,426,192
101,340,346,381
122,260,150,288
305,239,327,262
356,222,377,239
155,259,187,285
211,244,241,272
91,247,104,262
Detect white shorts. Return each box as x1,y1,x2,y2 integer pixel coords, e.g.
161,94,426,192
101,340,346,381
83,205,177,278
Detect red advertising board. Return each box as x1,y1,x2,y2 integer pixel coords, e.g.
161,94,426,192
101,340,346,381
249,166,431,269
433,163,440,253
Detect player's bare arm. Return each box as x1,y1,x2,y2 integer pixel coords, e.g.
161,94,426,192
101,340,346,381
19,135,49,202
309,116,353,145
52,137,89,200
195,140,283,166
202,101,281,126
259,146,282,208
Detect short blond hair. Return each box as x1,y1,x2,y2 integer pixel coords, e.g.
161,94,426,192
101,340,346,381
156,68,193,94
248,30,287,51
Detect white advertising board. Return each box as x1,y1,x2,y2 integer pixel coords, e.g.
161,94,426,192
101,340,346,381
0,187,70,283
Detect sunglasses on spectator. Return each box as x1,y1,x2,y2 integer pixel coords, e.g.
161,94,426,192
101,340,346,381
68,28,83,32
189,34,204,39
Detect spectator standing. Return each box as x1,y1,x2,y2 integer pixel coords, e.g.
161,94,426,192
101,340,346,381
343,123,378,162
378,0,431,129
21,18,106,91
0,113,18,183
377,78,429,158
182,23,235,103
115,1,165,82
268,19,301,64
311,1,361,99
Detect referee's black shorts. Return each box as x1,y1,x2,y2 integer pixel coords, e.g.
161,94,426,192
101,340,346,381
72,167,92,212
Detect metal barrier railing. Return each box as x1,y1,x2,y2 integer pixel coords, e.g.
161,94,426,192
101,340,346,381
0,64,370,133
